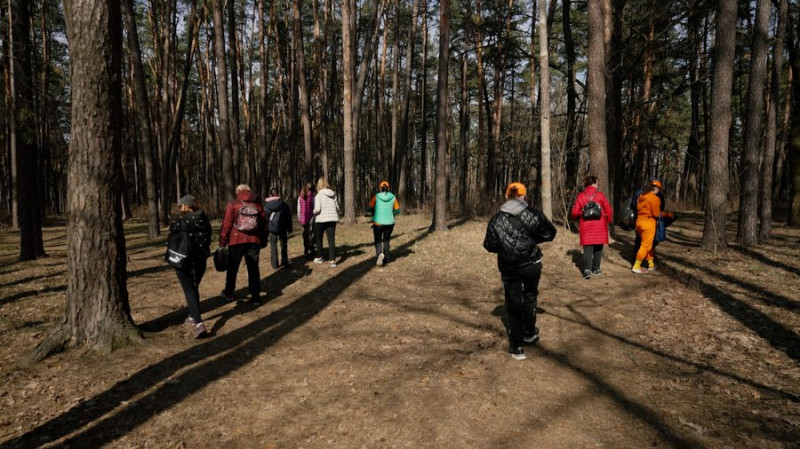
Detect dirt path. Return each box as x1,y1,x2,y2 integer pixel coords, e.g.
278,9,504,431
0,214,798,448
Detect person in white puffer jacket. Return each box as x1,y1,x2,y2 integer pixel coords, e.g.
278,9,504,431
313,177,340,266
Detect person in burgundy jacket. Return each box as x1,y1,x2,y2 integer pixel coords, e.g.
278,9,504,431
570,175,614,279
219,184,267,305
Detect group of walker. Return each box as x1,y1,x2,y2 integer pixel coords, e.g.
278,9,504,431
485,176,674,360
166,178,400,339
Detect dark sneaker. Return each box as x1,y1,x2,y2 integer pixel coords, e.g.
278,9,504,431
523,333,540,344
509,346,526,360
251,297,262,306
583,270,592,279
193,323,208,339
184,316,197,326
592,268,603,276
221,290,236,302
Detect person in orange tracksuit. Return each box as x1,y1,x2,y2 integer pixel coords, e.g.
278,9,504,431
632,180,663,273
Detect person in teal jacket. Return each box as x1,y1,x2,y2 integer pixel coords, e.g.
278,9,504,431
366,180,400,266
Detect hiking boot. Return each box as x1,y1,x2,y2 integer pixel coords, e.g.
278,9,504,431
193,323,208,339
592,268,603,276
184,316,197,326
509,346,526,361
582,270,592,279
377,253,385,266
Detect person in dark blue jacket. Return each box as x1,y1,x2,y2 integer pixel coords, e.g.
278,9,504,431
264,188,293,269
484,182,557,361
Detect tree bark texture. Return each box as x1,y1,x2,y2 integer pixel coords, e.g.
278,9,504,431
432,0,450,231
736,0,770,245
702,0,736,250
31,0,140,363
538,0,552,219
587,0,609,191
213,0,234,199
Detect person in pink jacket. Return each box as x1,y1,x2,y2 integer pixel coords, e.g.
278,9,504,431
570,175,613,279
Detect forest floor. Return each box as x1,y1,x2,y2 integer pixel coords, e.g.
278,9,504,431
0,211,798,448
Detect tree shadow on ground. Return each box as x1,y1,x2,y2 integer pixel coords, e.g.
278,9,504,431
731,245,800,277
1,221,472,448
611,227,800,363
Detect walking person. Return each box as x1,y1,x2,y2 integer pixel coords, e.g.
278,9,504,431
219,184,267,304
570,175,613,279
484,182,557,360
632,180,665,273
366,180,400,266
297,183,316,257
313,178,340,267
168,195,212,339
264,188,292,269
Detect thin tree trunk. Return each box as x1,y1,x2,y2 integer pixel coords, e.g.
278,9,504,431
538,0,552,219
293,0,313,182
683,0,703,206
123,0,159,238
760,0,787,240
737,0,771,245
341,0,356,224
431,0,450,231
702,0,736,250
213,0,234,199
227,0,241,180
396,0,419,208
459,53,468,212
562,0,578,192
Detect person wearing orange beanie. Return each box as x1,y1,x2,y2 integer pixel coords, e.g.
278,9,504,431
632,180,663,273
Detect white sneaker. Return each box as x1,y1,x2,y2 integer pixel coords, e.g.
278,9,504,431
330,261,337,267
377,253,385,266
313,257,324,264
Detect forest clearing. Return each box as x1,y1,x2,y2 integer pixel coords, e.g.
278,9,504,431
0,212,798,448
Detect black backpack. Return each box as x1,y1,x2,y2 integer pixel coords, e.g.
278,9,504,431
581,193,603,220
165,230,192,268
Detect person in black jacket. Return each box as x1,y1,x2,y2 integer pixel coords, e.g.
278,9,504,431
168,194,212,339
484,182,557,360
264,188,293,269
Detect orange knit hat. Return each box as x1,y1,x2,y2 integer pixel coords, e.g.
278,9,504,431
505,182,527,198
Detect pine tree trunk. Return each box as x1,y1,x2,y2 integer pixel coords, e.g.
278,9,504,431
562,0,578,191
31,0,140,363
737,0,771,245
702,0,736,250
123,0,160,238
587,0,609,189
760,0,787,240
11,0,45,261
538,0,552,219
293,0,313,182
213,0,234,199
431,0,450,231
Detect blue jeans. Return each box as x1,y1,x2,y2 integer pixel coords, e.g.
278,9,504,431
500,261,542,347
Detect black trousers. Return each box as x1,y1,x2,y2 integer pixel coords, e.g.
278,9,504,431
582,244,604,272
372,224,394,258
500,261,542,347
269,231,289,268
301,223,314,255
175,258,207,323
225,243,261,301
314,221,337,260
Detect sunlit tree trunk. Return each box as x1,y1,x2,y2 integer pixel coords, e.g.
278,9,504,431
213,0,234,199
31,0,141,363
702,0,736,250
293,0,313,181
587,0,608,189
538,0,552,219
